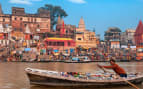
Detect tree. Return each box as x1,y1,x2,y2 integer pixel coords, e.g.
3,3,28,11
37,4,68,30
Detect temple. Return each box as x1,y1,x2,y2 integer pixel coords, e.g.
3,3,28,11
76,17,97,48
134,20,143,46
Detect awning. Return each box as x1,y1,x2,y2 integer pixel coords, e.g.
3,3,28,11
44,37,73,41
24,48,31,51
53,49,59,53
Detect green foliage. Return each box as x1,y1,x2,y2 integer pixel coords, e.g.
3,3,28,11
37,4,68,30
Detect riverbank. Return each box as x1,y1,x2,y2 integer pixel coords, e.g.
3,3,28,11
0,59,142,63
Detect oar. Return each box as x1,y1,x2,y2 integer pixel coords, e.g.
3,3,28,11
97,64,140,89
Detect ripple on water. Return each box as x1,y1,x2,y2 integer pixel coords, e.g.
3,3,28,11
0,83,15,89
21,88,27,89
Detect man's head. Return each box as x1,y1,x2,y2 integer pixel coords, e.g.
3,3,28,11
109,57,116,65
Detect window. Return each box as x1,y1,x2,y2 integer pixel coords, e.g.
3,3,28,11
47,42,49,45
53,42,56,46
68,42,71,46
20,28,23,31
37,25,40,28
20,18,23,21
57,42,60,46
59,42,64,46
3,19,5,22
14,28,17,30
34,18,36,22
78,38,81,40
24,24,27,27
49,42,52,46
14,17,17,20
62,42,64,46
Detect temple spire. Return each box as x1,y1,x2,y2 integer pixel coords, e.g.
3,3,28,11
78,17,85,30
57,16,62,25
139,20,142,25
135,20,142,34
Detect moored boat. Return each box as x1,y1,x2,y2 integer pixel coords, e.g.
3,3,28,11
25,68,143,87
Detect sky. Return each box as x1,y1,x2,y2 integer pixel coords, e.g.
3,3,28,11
0,0,143,39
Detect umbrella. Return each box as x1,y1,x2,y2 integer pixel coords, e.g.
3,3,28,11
53,49,59,53
24,48,31,51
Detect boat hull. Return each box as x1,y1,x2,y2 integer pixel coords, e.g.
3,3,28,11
26,72,143,87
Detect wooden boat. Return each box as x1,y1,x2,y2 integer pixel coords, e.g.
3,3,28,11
64,56,91,63
25,68,143,87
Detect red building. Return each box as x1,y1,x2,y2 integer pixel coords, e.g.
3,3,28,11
134,21,143,46
44,37,75,50
134,20,143,60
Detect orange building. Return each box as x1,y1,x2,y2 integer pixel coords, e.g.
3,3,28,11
76,17,97,48
110,39,120,49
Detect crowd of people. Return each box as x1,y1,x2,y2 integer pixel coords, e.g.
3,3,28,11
0,41,137,62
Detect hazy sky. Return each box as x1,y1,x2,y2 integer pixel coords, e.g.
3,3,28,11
0,0,143,39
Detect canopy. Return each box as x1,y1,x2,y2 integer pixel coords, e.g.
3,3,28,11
24,48,31,51
53,49,59,53
72,57,80,61
44,37,73,41
70,48,74,53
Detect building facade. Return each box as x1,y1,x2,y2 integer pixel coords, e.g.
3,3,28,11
76,17,97,48
0,5,51,38
56,16,76,39
134,21,143,60
43,16,76,50
121,29,135,46
104,27,121,49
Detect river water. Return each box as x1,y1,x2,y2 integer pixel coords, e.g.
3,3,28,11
0,62,143,89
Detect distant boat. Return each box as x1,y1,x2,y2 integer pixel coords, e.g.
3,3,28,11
64,56,91,63
25,68,143,87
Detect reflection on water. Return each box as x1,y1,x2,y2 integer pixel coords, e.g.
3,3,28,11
0,62,143,89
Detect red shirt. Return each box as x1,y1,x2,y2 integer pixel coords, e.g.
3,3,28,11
103,64,126,75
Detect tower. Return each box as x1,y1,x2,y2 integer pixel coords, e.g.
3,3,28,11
78,17,85,30
60,18,65,35
57,16,62,25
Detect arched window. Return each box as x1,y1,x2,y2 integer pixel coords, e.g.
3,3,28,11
20,18,23,21
37,24,40,28
35,18,37,22
14,17,17,20
3,18,5,22
24,24,27,27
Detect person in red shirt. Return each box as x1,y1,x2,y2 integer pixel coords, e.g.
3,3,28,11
98,58,127,77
